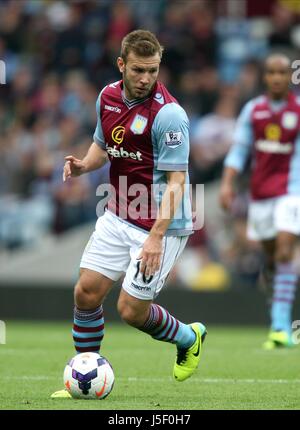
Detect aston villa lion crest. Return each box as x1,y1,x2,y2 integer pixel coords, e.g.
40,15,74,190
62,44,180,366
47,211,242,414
130,114,148,135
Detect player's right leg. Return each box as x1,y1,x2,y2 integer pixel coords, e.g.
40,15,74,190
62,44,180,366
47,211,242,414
72,269,114,354
51,269,115,399
260,239,276,294
51,211,130,399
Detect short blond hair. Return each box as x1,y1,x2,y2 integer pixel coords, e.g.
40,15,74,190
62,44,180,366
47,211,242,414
121,29,164,62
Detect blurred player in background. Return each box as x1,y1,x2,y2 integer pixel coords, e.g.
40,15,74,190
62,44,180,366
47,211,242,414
51,30,206,398
220,53,300,349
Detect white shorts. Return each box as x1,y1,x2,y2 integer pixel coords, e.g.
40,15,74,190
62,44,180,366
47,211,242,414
80,211,188,300
247,195,300,241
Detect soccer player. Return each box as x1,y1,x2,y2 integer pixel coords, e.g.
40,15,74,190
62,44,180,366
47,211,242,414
51,30,206,398
220,53,300,349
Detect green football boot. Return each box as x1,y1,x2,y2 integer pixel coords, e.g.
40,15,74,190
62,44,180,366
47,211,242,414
50,389,72,399
262,330,294,350
173,322,207,382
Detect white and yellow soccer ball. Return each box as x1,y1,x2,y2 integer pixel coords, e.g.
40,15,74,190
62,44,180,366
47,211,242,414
63,352,114,399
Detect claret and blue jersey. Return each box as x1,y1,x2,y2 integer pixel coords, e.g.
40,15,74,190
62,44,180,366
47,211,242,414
225,92,300,200
93,80,193,236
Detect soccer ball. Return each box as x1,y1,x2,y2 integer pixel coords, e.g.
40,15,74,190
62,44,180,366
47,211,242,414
63,352,114,399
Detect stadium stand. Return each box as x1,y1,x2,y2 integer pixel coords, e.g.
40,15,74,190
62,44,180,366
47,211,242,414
1,0,300,295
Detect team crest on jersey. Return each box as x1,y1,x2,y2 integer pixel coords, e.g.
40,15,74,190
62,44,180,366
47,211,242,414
165,131,182,148
130,114,148,135
282,112,298,130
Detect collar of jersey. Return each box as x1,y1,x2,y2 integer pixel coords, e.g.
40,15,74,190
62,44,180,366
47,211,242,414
268,99,287,112
121,89,150,109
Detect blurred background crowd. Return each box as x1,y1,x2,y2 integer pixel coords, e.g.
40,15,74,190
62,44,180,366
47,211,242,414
1,0,300,290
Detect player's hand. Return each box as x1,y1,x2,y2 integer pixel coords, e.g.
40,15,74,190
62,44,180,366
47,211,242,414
63,155,86,182
219,182,235,211
139,234,163,278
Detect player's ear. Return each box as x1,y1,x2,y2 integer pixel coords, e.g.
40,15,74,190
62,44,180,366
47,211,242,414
117,57,125,73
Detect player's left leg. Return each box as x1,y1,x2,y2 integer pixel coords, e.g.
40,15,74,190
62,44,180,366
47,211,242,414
263,231,298,349
117,289,206,382
118,235,207,382
263,195,300,349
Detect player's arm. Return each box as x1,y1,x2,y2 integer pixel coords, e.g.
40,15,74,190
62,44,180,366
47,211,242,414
140,170,186,277
219,100,254,210
63,143,108,182
63,91,108,182
139,103,189,277
219,166,239,211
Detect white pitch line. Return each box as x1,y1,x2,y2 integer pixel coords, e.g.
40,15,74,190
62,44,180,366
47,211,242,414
126,377,300,384
0,376,58,381
1,376,300,384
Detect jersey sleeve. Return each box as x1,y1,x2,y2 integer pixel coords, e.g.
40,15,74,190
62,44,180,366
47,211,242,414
93,90,106,150
152,103,190,171
224,100,254,172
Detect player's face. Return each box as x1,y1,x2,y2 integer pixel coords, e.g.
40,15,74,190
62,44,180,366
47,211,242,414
117,52,161,100
264,60,291,99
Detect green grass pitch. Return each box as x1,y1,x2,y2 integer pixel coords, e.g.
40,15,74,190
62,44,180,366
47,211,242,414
1,321,300,410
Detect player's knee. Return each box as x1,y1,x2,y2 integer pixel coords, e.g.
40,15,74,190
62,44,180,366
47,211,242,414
74,282,99,308
117,302,145,327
